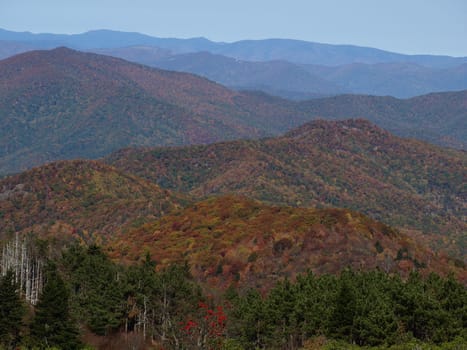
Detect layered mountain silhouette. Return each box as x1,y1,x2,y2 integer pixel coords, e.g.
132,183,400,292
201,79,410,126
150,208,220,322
95,48,467,99
0,29,465,347
1,28,467,99
0,47,465,176
0,47,314,174
94,49,344,99
1,28,466,67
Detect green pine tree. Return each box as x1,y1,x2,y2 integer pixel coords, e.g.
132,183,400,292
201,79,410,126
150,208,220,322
328,272,357,343
29,263,82,350
0,270,25,349
62,244,124,336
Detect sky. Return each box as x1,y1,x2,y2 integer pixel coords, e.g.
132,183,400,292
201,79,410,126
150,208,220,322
1,0,466,56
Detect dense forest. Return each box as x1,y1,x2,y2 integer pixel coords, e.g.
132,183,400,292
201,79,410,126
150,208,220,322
0,237,465,350
0,33,465,350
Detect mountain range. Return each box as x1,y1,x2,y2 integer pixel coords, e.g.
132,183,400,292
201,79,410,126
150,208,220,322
0,27,466,350
1,28,467,99
1,28,466,67
105,119,466,257
95,47,467,99
0,159,464,288
0,47,311,175
0,47,466,176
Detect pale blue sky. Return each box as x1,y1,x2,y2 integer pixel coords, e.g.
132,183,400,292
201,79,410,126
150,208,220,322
1,0,466,56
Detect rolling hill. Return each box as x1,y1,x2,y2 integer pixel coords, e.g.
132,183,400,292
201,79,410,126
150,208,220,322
1,157,463,289
106,119,467,257
110,195,466,288
0,160,183,244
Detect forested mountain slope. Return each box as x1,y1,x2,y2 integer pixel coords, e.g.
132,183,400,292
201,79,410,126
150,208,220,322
106,119,467,256
0,160,182,243
110,195,466,288
297,91,467,149
0,47,311,175
0,48,465,176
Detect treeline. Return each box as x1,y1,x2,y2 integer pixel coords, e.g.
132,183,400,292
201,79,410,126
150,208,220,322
0,242,466,349
1,243,223,350
227,269,467,349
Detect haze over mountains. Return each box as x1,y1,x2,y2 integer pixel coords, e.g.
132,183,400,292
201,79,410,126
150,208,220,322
0,47,466,176
1,28,467,99
2,28,466,67
0,31,465,263
0,26,466,350
95,48,467,99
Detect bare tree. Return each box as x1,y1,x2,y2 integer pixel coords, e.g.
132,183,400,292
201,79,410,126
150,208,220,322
0,233,43,304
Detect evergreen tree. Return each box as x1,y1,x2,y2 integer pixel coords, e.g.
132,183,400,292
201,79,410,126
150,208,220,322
328,271,357,343
62,244,124,336
294,272,336,338
0,270,25,349
230,288,270,349
29,263,81,350
266,279,301,349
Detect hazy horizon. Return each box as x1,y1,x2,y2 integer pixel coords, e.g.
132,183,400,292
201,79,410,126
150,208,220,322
1,0,466,57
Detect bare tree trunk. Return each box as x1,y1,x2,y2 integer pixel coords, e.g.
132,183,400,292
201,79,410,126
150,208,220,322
20,239,26,297
143,295,147,340
25,257,31,302
1,234,44,304
14,232,20,284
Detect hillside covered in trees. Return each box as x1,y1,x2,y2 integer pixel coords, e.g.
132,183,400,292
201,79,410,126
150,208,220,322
109,195,466,288
106,119,467,258
0,156,465,348
0,48,465,175
0,160,183,245
0,240,466,350
0,45,465,350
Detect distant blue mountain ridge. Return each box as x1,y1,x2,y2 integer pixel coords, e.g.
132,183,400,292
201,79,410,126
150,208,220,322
1,28,466,99
1,28,466,68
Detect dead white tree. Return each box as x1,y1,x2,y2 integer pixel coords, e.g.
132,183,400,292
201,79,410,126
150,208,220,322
0,233,44,304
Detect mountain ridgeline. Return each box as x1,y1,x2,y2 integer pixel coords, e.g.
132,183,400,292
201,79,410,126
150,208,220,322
1,28,466,100
0,29,466,350
0,48,466,176
0,47,312,175
110,195,466,288
1,28,466,67
0,160,183,243
98,48,467,99
106,119,466,255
